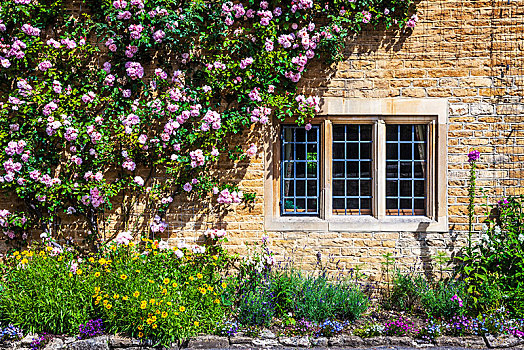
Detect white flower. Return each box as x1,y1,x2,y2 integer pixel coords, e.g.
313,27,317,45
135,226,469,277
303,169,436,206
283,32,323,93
115,231,133,245
158,240,169,250
174,249,184,258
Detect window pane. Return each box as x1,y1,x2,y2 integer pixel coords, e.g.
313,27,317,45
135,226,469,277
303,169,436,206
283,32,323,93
332,124,373,215
281,125,319,215
386,124,427,216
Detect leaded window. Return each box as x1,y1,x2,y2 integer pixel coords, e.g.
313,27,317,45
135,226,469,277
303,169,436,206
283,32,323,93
281,125,319,215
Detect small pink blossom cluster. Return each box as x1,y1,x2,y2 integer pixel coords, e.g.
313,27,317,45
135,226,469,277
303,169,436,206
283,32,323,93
125,61,144,80
64,127,78,141
17,79,32,96
406,14,418,28
190,149,205,168
115,231,133,245
248,87,261,102
105,38,117,52
239,57,254,69
296,94,321,113
122,157,136,171
86,125,102,143
117,10,132,20
5,140,26,156
125,45,138,58
362,11,372,23
38,60,52,71
152,30,165,43
201,109,221,131
129,24,144,40
21,23,40,37
217,188,242,204
84,171,104,181
150,215,167,233
291,0,313,12
154,68,168,79
257,10,273,26
250,106,271,124
246,143,257,158
81,91,96,104
205,61,226,70
89,187,104,208
27,171,61,187
204,228,226,240
42,101,58,116
451,294,464,307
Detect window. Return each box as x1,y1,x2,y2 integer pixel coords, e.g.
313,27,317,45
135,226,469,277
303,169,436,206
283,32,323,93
265,98,448,232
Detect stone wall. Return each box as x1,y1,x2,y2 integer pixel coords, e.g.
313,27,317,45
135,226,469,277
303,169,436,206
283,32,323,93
4,0,524,281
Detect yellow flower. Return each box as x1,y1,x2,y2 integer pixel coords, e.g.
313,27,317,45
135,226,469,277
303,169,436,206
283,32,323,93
156,309,161,314
140,301,147,309
161,288,167,295
163,278,170,285
167,302,172,306
88,257,95,263
103,300,108,305
15,255,21,260
113,294,120,299
149,299,156,305
94,287,101,293
148,279,154,284
207,286,213,291
153,251,158,256
175,312,179,316
98,258,107,265
13,251,20,256
221,283,227,289
96,296,102,301
58,256,63,262
179,306,185,312
20,258,28,264
138,332,144,338
152,323,158,329
189,276,194,281
136,270,141,274
214,299,220,304
123,296,129,301
46,246,52,252
172,282,178,288
194,321,199,327
111,245,116,251
129,242,135,247
197,273,203,279
212,255,218,260
138,325,143,330
120,274,127,280
146,318,153,325
200,288,206,295
94,300,100,305
161,311,168,318
94,272,101,278
105,303,112,310
151,316,157,322
133,291,140,298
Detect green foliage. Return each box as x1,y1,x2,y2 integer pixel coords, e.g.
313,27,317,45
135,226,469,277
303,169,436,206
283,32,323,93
292,273,369,322
0,248,94,334
461,196,524,317
419,280,467,320
353,323,384,338
0,240,232,345
237,284,275,327
383,271,428,313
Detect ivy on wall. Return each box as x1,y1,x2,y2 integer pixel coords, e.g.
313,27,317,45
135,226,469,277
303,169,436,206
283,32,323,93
0,0,417,245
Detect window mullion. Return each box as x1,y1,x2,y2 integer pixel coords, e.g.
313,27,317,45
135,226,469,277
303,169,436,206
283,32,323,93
322,120,332,220
375,119,386,219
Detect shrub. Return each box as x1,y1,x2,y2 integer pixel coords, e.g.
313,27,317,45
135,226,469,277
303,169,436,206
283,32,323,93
267,269,302,318
237,284,275,327
0,248,95,334
419,280,467,319
383,317,419,337
0,238,232,345
293,273,369,322
383,271,428,312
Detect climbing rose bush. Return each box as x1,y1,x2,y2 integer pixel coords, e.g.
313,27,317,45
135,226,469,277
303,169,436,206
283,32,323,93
0,0,417,243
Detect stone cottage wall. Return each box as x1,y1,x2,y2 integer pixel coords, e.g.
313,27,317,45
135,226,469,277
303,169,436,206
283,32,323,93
3,0,524,281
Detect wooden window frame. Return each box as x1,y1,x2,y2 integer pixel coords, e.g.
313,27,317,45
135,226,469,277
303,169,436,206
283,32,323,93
263,98,448,233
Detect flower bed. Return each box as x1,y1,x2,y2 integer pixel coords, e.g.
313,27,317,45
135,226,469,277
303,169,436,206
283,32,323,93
0,233,523,349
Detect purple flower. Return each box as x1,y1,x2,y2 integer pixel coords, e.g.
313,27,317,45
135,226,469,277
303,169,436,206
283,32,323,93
468,150,480,162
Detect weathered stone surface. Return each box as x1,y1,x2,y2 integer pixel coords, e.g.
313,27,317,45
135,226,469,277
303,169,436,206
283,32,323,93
341,335,364,347
44,338,64,350
436,336,468,347
251,338,279,348
66,336,109,350
109,335,141,348
186,336,228,349
278,336,310,348
310,337,327,347
259,330,277,339
229,336,252,345
389,336,415,346
63,338,76,345
463,336,487,348
361,336,390,346
20,335,36,347
484,334,524,348
327,336,343,347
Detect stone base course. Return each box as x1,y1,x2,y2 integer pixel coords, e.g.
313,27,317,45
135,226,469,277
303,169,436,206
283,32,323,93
2,332,523,350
